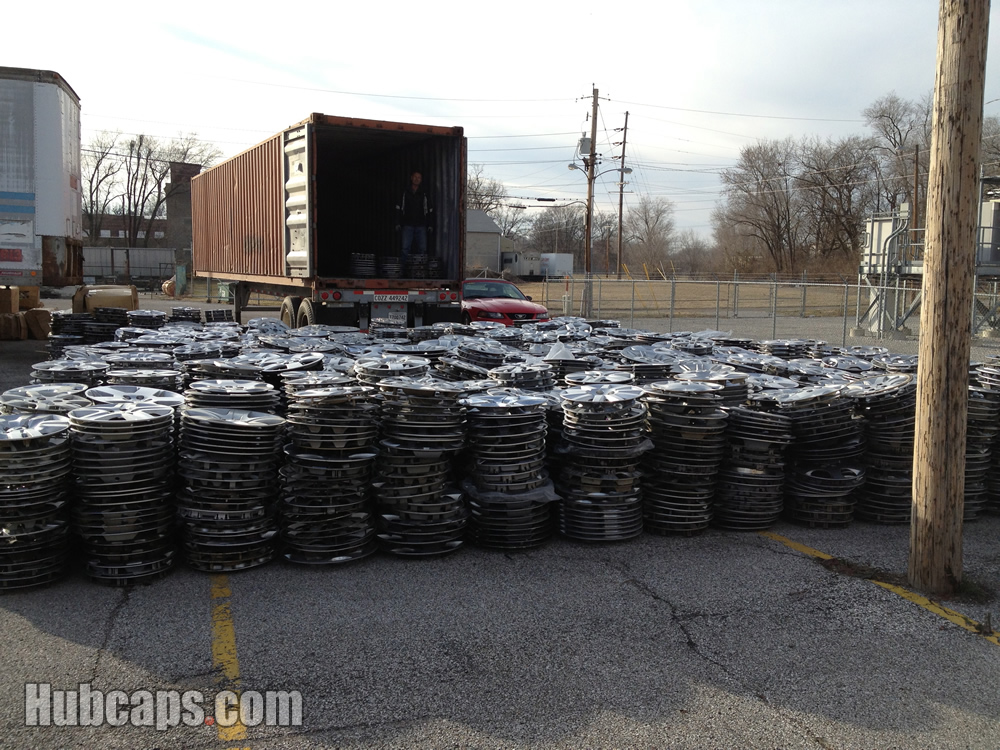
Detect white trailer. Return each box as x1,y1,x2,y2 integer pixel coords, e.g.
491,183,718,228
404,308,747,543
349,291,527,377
0,67,84,288
541,253,574,277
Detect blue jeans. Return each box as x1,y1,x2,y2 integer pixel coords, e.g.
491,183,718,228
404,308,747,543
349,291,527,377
401,225,427,262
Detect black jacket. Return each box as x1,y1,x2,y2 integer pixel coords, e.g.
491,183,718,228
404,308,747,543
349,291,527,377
396,187,432,227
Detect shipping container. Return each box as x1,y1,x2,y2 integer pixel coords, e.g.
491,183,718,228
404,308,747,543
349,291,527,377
191,113,467,328
0,67,84,288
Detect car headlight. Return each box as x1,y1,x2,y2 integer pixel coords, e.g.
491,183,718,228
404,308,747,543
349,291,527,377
477,311,504,319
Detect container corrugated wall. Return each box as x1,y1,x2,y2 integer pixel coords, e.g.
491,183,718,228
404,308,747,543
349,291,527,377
191,134,285,278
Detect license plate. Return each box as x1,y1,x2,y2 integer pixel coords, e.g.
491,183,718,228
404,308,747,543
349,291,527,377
373,311,407,325
374,293,408,302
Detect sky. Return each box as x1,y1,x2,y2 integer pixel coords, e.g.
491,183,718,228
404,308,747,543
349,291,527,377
6,1,1000,239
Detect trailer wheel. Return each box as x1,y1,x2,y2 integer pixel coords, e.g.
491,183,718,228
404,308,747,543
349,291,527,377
279,296,302,327
296,299,317,328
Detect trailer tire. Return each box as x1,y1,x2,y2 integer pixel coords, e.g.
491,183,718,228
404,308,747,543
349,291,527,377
296,298,317,328
279,296,302,327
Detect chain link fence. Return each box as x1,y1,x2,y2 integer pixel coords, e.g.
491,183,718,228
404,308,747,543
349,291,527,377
522,277,1000,362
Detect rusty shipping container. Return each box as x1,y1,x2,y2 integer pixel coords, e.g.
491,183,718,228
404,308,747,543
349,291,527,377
191,113,467,327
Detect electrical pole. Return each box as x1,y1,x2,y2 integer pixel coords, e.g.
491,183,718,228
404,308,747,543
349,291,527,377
617,111,629,280
913,144,921,246
583,85,599,318
909,0,990,596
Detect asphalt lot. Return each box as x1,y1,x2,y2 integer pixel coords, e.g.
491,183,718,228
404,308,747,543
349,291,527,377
2,297,1000,748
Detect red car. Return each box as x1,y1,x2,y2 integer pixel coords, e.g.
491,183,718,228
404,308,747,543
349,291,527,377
461,279,550,326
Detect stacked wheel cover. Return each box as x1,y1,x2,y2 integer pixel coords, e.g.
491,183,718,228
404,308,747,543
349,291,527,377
176,408,284,571
555,384,649,542
68,404,177,584
976,364,1000,513
771,385,866,528
964,386,1000,520
0,415,74,590
717,406,794,529
843,375,916,524
2,384,92,415
642,381,728,534
32,360,109,387
462,393,555,549
373,378,468,557
280,386,379,564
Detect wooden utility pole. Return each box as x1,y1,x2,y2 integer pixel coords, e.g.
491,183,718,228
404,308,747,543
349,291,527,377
909,0,990,595
617,111,629,280
583,85,599,318
913,144,921,248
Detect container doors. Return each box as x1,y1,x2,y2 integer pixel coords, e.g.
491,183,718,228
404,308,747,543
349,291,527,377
283,124,313,278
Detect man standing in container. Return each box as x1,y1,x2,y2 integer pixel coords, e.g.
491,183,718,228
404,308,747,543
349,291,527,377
396,171,433,266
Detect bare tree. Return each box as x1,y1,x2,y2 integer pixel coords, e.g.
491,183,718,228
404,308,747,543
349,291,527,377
863,92,931,213
718,139,805,273
981,114,1000,174
711,212,763,275
623,196,675,276
119,135,161,249
467,164,507,214
796,135,880,268
672,229,716,276
83,131,222,251
593,210,617,274
524,205,585,269
491,204,529,239
126,134,222,248
81,131,123,242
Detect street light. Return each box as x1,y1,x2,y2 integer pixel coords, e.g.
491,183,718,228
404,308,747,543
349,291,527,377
566,163,633,308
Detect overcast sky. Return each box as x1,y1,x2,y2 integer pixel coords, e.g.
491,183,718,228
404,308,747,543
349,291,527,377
7,1,1000,237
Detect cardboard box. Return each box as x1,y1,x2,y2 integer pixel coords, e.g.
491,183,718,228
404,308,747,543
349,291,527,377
71,285,139,314
23,308,51,340
0,286,19,315
0,313,27,340
18,286,41,310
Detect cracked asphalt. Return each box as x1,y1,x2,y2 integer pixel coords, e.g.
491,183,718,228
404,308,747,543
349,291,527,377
3,309,1000,748
3,522,1000,749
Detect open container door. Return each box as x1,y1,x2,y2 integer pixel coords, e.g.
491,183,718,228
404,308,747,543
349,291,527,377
283,123,314,278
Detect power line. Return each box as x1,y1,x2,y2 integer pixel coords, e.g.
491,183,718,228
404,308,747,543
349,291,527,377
612,98,865,123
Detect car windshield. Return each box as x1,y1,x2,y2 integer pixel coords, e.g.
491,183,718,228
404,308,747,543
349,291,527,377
463,282,526,301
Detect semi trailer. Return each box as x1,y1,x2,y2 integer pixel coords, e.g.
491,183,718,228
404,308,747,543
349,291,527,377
0,66,84,291
191,113,467,328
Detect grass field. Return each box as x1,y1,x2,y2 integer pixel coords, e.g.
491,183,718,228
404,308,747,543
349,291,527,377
522,277,861,321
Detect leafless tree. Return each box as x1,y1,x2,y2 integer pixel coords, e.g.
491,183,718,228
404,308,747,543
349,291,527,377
467,164,506,215
623,196,675,276
711,212,763,275
83,131,222,251
982,115,1000,174
81,131,123,242
671,229,717,276
796,135,880,267
863,92,931,214
718,138,804,272
466,164,530,238
524,205,585,269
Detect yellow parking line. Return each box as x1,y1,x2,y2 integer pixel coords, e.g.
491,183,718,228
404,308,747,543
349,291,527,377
758,531,833,560
758,531,1000,647
210,574,249,745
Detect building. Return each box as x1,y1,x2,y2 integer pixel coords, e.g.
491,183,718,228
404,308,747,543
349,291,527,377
465,209,502,274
